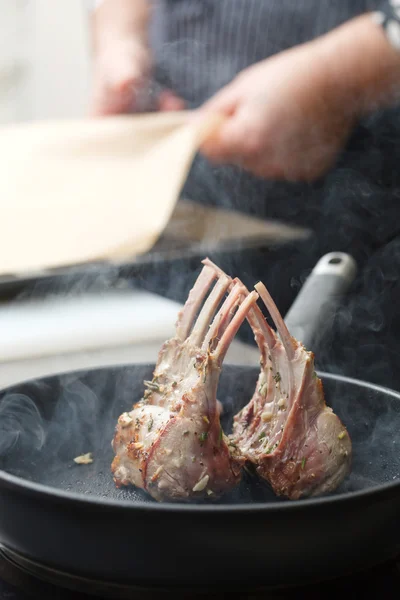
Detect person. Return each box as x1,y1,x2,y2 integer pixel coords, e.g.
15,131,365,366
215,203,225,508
87,0,400,390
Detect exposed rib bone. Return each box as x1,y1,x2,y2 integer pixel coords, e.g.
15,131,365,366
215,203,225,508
202,281,244,351
202,258,277,352
190,274,230,347
254,281,296,361
175,265,216,341
215,291,258,362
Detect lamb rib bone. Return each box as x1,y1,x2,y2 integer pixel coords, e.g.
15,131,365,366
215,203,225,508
111,263,257,502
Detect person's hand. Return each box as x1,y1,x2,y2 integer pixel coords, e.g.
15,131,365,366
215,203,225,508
90,36,185,116
198,40,357,182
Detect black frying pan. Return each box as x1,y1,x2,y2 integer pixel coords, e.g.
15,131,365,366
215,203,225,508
0,253,398,595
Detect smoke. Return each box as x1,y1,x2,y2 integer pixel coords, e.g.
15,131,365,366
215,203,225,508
329,376,400,492
0,372,110,481
0,366,153,502
14,262,130,301
44,378,101,461
0,393,45,457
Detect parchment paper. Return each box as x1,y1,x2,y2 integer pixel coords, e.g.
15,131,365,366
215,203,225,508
0,111,220,275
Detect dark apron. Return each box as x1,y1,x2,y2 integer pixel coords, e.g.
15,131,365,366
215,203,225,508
149,1,400,391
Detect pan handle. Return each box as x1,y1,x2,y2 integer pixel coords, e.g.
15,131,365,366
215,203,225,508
284,252,357,349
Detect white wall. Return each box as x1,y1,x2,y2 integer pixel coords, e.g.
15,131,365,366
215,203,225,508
0,0,91,123
31,0,91,119
0,1,27,122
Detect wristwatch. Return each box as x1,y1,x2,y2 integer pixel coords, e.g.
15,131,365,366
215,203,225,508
373,0,400,50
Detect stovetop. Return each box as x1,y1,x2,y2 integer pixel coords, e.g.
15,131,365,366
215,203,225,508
0,546,398,600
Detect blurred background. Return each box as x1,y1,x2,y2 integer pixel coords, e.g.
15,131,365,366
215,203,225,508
0,1,270,387
0,1,89,123
0,1,379,393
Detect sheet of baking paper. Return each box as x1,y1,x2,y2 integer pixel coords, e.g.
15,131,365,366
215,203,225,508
0,111,220,275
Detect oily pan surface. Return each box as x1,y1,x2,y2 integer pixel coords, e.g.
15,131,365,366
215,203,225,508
0,364,398,505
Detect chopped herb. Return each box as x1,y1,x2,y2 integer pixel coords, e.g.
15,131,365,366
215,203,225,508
259,432,266,441
203,415,210,425
144,380,161,393
268,354,272,361
301,457,307,469
147,416,153,432
199,431,208,444
172,381,177,388
135,418,140,430
265,447,273,455
258,382,267,395
273,372,281,383
183,430,190,436
338,431,347,440
313,371,318,379
191,456,196,463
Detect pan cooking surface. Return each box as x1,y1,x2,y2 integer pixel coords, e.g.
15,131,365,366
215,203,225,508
0,365,399,505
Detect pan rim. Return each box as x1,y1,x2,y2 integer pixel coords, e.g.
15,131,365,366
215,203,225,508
0,369,399,513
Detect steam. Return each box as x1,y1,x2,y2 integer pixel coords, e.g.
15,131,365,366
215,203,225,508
0,393,45,456
45,378,101,460
334,380,400,492
16,262,129,301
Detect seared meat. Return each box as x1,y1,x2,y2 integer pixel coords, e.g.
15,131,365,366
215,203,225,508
111,264,257,502
205,260,352,500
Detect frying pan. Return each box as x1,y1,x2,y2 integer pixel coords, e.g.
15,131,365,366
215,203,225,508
0,253,398,595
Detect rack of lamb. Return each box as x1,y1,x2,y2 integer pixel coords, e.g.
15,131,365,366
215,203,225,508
203,260,352,500
111,263,257,501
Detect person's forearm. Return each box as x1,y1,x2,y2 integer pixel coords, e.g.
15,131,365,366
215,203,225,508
91,0,152,50
317,13,400,117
